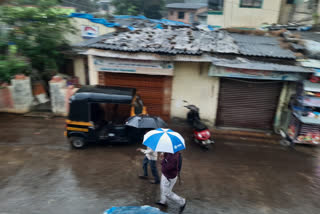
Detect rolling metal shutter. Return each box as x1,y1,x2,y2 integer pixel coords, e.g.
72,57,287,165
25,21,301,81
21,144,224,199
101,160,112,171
100,72,172,121
216,78,282,130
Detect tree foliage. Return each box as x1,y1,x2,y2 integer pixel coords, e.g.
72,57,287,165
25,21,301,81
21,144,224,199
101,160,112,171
0,0,73,83
112,0,165,19
0,55,31,84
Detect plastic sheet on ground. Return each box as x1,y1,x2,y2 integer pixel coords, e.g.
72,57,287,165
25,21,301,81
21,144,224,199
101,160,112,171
103,206,167,214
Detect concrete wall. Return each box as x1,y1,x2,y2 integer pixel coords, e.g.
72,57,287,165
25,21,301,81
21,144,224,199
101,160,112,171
291,0,316,25
170,62,219,126
278,0,294,24
0,75,34,113
65,17,116,45
167,7,208,24
49,76,78,116
279,0,320,25
207,0,282,27
66,17,115,84
50,77,67,115
11,76,33,112
73,56,86,85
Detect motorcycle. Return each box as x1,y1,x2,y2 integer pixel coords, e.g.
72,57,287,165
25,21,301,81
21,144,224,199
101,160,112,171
184,101,215,149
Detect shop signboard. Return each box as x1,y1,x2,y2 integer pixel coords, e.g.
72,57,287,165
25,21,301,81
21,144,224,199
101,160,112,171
94,57,174,76
209,66,306,81
82,26,99,38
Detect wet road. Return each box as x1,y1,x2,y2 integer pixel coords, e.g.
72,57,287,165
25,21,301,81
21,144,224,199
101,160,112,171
1,114,320,214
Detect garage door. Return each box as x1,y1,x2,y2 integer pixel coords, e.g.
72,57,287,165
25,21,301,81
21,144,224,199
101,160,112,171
216,78,282,130
100,72,172,121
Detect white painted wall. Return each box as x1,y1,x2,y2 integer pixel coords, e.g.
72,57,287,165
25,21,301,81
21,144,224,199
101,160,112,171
50,79,67,115
170,62,220,126
208,0,282,27
65,17,116,45
11,77,33,112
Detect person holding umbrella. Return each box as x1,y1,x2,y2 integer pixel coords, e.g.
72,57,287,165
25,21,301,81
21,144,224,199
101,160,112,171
143,128,187,213
136,140,160,184
127,115,168,184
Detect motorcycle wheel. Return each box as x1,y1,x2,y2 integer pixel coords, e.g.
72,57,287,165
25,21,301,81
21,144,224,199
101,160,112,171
280,139,291,147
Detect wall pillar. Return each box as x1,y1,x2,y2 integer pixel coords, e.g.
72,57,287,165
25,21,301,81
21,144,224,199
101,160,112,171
88,55,98,85
74,57,86,85
11,75,33,113
212,77,220,126
50,76,67,116
274,82,289,133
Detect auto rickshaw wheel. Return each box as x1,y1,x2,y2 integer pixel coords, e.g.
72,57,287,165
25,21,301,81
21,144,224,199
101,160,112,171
69,136,86,149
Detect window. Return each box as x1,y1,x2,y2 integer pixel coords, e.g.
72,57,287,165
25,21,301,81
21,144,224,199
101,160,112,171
170,10,174,16
209,0,224,11
178,11,185,19
240,0,263,8
286,0,294,4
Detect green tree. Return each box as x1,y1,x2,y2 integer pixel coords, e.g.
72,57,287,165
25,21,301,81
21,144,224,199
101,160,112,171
112,0,164,19
0,0,74,82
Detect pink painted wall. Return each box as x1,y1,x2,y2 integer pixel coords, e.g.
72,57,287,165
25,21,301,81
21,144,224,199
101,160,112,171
0,86,14,109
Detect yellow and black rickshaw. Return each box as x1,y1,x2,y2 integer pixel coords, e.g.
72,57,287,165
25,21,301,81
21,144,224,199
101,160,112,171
65,85,147,149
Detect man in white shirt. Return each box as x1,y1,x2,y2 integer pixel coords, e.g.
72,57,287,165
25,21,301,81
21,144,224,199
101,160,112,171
137,146,160,184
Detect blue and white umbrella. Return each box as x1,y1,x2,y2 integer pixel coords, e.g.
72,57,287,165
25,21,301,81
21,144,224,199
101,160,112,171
143,128,186,153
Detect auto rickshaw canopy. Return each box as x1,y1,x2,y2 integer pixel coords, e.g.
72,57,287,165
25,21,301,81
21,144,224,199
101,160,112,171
69,85,137,122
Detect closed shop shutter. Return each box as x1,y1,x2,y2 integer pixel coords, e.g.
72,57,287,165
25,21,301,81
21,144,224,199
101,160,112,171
216,78,282,130
100,72,172,121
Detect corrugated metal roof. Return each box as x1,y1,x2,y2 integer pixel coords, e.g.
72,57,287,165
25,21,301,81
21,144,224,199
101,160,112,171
299,59,320,69
77,29,298,59
166,3,207,9
79,28,239,55
211,57,313,73
231,34,279,44
291,43,305,51
299,32,320,43
231,34,296,59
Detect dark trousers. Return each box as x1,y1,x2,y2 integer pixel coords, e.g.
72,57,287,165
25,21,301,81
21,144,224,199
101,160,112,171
143,157,160,183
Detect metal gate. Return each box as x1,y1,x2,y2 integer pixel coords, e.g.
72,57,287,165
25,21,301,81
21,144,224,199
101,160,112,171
100,72,172,121
216,78,283,130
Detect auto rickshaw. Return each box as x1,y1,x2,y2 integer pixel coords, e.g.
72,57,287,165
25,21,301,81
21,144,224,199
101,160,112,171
65,85,147,149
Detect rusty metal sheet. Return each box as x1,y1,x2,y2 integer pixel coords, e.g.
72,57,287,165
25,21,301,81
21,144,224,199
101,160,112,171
216,78,282,130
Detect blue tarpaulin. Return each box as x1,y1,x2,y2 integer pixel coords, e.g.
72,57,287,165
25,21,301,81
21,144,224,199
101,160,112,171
69,13,119,27
69,13,190,30
128,26,135,31
155,23,163,29
104,206,167,214
113,15,190,26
